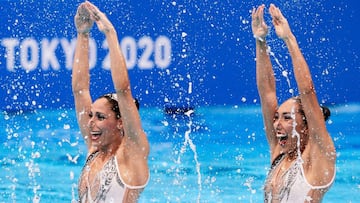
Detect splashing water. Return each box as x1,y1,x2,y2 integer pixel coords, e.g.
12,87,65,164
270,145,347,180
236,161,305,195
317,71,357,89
26,159,41,203
175,109,202,203
174,78,202,202
244,176,257,203
70,171,77,203
291,105,302,159
267,45,294,96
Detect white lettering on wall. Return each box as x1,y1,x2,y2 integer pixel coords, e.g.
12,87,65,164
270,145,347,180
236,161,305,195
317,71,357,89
60,38,77,70
20,38,39,72
121,36,137,69
155,35,172,69
0,36,172,72
41,38,60,71
1,38,19,72
138,36,154,70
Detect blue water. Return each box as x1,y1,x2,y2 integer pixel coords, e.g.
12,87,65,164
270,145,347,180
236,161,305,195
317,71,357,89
1,104,359,202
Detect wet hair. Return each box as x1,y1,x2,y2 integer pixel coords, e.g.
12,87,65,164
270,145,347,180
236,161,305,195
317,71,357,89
98,93,140,119
292,97,331,122
320,105,331,121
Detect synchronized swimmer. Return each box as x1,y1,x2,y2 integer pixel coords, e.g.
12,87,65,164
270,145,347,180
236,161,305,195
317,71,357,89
72,2,150,202
252,4,336,202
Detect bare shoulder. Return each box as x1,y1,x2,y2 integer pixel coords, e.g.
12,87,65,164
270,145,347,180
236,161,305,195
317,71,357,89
115,145,149,187
302,140,336,186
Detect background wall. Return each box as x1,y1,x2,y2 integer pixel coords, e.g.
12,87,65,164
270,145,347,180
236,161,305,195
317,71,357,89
1,0,359,111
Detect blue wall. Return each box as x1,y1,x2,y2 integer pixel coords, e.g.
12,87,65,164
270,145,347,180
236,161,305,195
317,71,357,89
1,0,359,111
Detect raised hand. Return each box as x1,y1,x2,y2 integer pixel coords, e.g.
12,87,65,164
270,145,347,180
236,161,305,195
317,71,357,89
269,4,293,40
84,1,115,33
74,2,94,34
251,4,268,41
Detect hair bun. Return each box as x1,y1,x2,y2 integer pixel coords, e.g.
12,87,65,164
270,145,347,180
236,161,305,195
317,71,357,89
320,106,331,121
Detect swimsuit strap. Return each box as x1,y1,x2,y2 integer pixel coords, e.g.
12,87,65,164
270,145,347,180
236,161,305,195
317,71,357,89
271,153,285,170
84,151,100,165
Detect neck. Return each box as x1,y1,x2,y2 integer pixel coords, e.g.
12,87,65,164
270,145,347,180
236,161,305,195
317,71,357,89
98,142,120,158
287,149,298,161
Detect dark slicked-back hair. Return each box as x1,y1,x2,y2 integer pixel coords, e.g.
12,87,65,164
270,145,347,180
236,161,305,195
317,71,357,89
292,96,331,122
98,93,140,119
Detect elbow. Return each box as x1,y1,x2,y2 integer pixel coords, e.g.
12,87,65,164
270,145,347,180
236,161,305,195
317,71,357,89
72,87,89,96
71,83,81,94
299,84,316,95
115,80,131,93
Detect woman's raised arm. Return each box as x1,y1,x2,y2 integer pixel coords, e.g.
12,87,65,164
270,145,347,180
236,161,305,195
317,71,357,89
72,3,93,150
252,5,278,157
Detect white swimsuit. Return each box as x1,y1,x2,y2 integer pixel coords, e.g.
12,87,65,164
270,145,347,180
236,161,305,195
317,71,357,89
264,154,335,202
78,151,148,203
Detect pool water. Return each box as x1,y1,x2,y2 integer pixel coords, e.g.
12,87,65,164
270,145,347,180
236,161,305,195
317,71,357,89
1,104,359,202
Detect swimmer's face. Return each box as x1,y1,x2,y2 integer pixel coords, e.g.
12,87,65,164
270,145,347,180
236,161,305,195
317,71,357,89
87,98,122,149
273,99,308,153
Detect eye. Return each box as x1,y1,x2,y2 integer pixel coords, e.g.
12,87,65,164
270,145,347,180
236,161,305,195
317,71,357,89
273,114,279,122
96,113,106,121
89,112,93,118
284,114,293,120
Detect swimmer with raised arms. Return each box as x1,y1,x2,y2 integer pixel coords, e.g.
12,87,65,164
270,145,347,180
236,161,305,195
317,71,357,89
72,2,150,202
251,4,336,202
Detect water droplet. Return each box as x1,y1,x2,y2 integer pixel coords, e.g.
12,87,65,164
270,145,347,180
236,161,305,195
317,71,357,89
63,124,70,130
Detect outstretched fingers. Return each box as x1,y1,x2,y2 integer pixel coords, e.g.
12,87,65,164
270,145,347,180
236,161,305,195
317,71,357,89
269,4,293,40
83,1,114,33
251,4,268,40
83,1,103,21
269,4,284,25
252,4,265,22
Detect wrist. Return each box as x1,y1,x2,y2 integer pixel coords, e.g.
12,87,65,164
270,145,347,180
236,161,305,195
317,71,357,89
103,27,116,35
282,33,296,43
77,32,90,37
255,37,267,47
254,35,266,42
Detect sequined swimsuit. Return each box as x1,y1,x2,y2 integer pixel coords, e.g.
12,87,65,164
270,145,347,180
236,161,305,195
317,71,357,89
264,154,335,202
78,151,148,203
